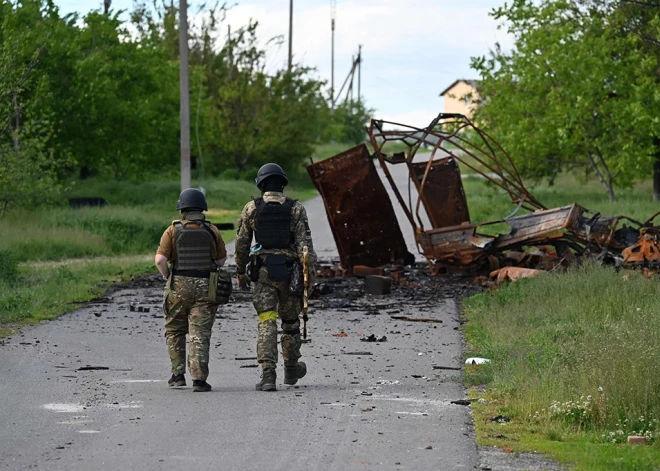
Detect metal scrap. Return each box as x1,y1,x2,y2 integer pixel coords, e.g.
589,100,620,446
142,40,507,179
308,112,660,277
306,144,411,272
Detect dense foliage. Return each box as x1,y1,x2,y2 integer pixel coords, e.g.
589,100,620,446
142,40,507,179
0,0,371,211
471,0,660,201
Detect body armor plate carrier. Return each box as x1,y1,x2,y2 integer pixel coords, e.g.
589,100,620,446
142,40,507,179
173,221,216,272
254,197,295,249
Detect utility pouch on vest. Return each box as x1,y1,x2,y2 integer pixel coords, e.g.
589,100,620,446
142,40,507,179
208,271,218,303
265,254,288,281
208,270,232,304
216,270,232,304
247,255,262,282
289,261,304,295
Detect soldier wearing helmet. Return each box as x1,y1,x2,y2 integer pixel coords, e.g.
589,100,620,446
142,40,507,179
235,163,317,391
155,188,227,392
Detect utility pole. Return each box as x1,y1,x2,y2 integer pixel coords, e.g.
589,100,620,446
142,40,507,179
288,0,293,72
179,0,191,191
357,45,362,106
330,0,336,107
103,0,111,14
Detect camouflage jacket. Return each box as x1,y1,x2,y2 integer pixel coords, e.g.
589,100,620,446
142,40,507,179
235,191,317,277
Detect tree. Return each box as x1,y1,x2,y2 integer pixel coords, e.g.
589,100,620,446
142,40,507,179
471,0,659,201
0,0,69,212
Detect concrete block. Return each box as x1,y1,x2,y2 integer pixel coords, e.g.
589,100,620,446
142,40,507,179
365,275,392,295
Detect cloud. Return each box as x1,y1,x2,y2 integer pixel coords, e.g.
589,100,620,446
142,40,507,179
55,0,512,120
221,0,511,118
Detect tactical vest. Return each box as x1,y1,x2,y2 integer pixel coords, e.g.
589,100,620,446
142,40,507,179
254,197,295,249
173,220,216,272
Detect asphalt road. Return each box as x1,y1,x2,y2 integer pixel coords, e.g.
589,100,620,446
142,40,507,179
0,159,551,471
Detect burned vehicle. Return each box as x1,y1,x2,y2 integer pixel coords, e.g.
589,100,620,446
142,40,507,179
307,113,660,277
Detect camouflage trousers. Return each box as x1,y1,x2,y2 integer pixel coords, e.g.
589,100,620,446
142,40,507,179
163,275,218,381
253,267,302,371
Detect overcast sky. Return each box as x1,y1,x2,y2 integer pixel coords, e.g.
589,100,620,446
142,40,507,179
53,0,512,126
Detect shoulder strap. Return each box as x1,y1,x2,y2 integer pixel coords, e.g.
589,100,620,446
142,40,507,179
201,221,218,245
253,197,265,214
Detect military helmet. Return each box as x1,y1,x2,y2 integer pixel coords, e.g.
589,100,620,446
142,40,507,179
176,188,208,211
255,163,288,190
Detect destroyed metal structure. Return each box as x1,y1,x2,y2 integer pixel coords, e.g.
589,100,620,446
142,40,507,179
307,113,660,275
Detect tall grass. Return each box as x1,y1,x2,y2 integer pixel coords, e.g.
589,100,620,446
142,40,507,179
0,176,318,328
0,256,152,324
463,263,660,443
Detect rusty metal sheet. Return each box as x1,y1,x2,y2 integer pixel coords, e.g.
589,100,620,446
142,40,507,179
411,159,470,228
306,144,409,271
416,205,583,266
416,226,494,266
494,204,583,249
622,230,660,265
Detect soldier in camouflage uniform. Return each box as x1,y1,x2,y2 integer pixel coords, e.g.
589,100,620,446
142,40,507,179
155,188,227,392
235,163,317,392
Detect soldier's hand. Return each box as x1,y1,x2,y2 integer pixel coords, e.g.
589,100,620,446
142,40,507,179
237,273,251,291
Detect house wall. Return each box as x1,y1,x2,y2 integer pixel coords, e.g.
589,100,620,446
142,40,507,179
443,81,479,117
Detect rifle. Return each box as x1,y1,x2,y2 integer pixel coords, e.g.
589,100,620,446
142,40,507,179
302,245,309,340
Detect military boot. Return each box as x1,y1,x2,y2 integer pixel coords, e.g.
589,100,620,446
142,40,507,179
192,380,212,392
255,368,277,391
284,361,307,385
168,374,186,388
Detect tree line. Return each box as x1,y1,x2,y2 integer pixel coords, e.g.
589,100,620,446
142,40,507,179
0,0,371,211
471,0,660,201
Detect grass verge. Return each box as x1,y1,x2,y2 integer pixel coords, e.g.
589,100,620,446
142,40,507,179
0,255,153,325
0,176,318,334
462,263,660,470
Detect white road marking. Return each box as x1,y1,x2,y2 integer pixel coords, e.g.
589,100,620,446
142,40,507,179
110,379,164,383
43,403,85,413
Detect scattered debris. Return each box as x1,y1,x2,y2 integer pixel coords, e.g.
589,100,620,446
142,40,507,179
322,299,351,309
360,334,387,343
450,399,474,406
390,315,443,324
306,112,660,282
465,358,491,365
343,351,373,356
234,357,258,361
627,436,647,445
129,302,150,313
490,415,511,423
364,275,392,295
490,267,544,284
239,365,259,368
77,366,109,371
354,266,386,277
332,332,349,337
432,365,461,371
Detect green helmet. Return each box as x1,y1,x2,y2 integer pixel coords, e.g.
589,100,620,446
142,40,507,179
255,163,288,190
176,188,208,211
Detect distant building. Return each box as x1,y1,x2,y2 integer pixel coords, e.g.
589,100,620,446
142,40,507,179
439,79,479,117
